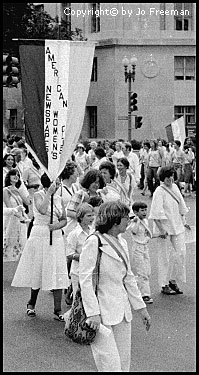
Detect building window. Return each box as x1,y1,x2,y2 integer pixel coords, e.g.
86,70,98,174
91,57,97,82
88,106,97,138
174,3,193,31
9,109,17,128
174,106,196,135
174,56,195,80
91,3,100,33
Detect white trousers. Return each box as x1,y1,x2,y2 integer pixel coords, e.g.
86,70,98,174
132,246,151,297
157,232,186,287
91,318,131,372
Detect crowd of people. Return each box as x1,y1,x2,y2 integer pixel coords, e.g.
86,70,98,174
3,133,195,372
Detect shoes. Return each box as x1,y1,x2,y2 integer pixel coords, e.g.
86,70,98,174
27,304,36,317
161,285,177,295
54,312,65,322
169,280,183,294
142,296,153,304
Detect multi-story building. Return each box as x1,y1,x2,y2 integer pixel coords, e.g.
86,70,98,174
3,3,196,142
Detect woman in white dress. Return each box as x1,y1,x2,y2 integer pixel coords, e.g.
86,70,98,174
11,173,69,321
3,169,30,262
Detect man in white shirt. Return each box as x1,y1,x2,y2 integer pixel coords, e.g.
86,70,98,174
122,142,140,184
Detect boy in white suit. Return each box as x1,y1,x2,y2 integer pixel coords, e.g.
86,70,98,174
128,201,153,304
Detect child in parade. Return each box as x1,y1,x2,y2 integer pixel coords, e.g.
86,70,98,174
128,201,153,304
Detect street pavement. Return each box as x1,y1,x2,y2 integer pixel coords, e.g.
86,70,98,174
3,189,196,372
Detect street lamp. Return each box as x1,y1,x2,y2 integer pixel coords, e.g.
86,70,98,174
122,55,137,141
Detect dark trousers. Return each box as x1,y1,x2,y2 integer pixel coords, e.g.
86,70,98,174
147,166,160,195
28,288,63,313
139,163,145,188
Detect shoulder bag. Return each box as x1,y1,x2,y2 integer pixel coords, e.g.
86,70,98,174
64,233,102,345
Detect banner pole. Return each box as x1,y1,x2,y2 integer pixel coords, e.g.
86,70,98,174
50,194,54,245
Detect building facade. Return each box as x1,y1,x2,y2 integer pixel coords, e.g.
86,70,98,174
69,2,196,141
3,3,196,142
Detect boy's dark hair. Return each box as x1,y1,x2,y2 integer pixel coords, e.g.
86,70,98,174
132,201,147,213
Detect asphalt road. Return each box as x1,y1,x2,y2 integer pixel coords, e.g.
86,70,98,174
3,190,196,372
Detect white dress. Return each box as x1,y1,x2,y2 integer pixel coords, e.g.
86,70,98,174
11,190,69,290
3,189,27,262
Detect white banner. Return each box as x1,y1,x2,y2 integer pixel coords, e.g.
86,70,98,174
171,116,186,147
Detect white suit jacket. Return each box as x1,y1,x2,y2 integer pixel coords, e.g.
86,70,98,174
79,233,146,326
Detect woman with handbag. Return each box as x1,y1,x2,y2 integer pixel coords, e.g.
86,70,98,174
148,166,191,295
78,201,151,372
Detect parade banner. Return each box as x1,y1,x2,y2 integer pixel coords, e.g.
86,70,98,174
19,40,95,180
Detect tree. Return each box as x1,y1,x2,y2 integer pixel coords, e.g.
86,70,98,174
3,3,86,56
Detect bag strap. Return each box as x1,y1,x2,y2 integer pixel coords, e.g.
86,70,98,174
63,185,73,196
86,231,102,296
100,233,128,271
160,185,180,204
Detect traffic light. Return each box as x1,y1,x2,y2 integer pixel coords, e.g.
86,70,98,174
135,116,143,129
130,92,138,112
3,54,19,86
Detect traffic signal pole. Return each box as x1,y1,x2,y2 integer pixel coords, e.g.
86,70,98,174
128,75,132,142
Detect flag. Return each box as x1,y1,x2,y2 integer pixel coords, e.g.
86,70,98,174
171,116,186,146
165,116,185,146
19,40,95,180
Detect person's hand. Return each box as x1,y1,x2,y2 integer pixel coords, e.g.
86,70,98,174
86,315,101,330
139,308,151,331
184,223,191,230
48,181,58,196
48,223,58,231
